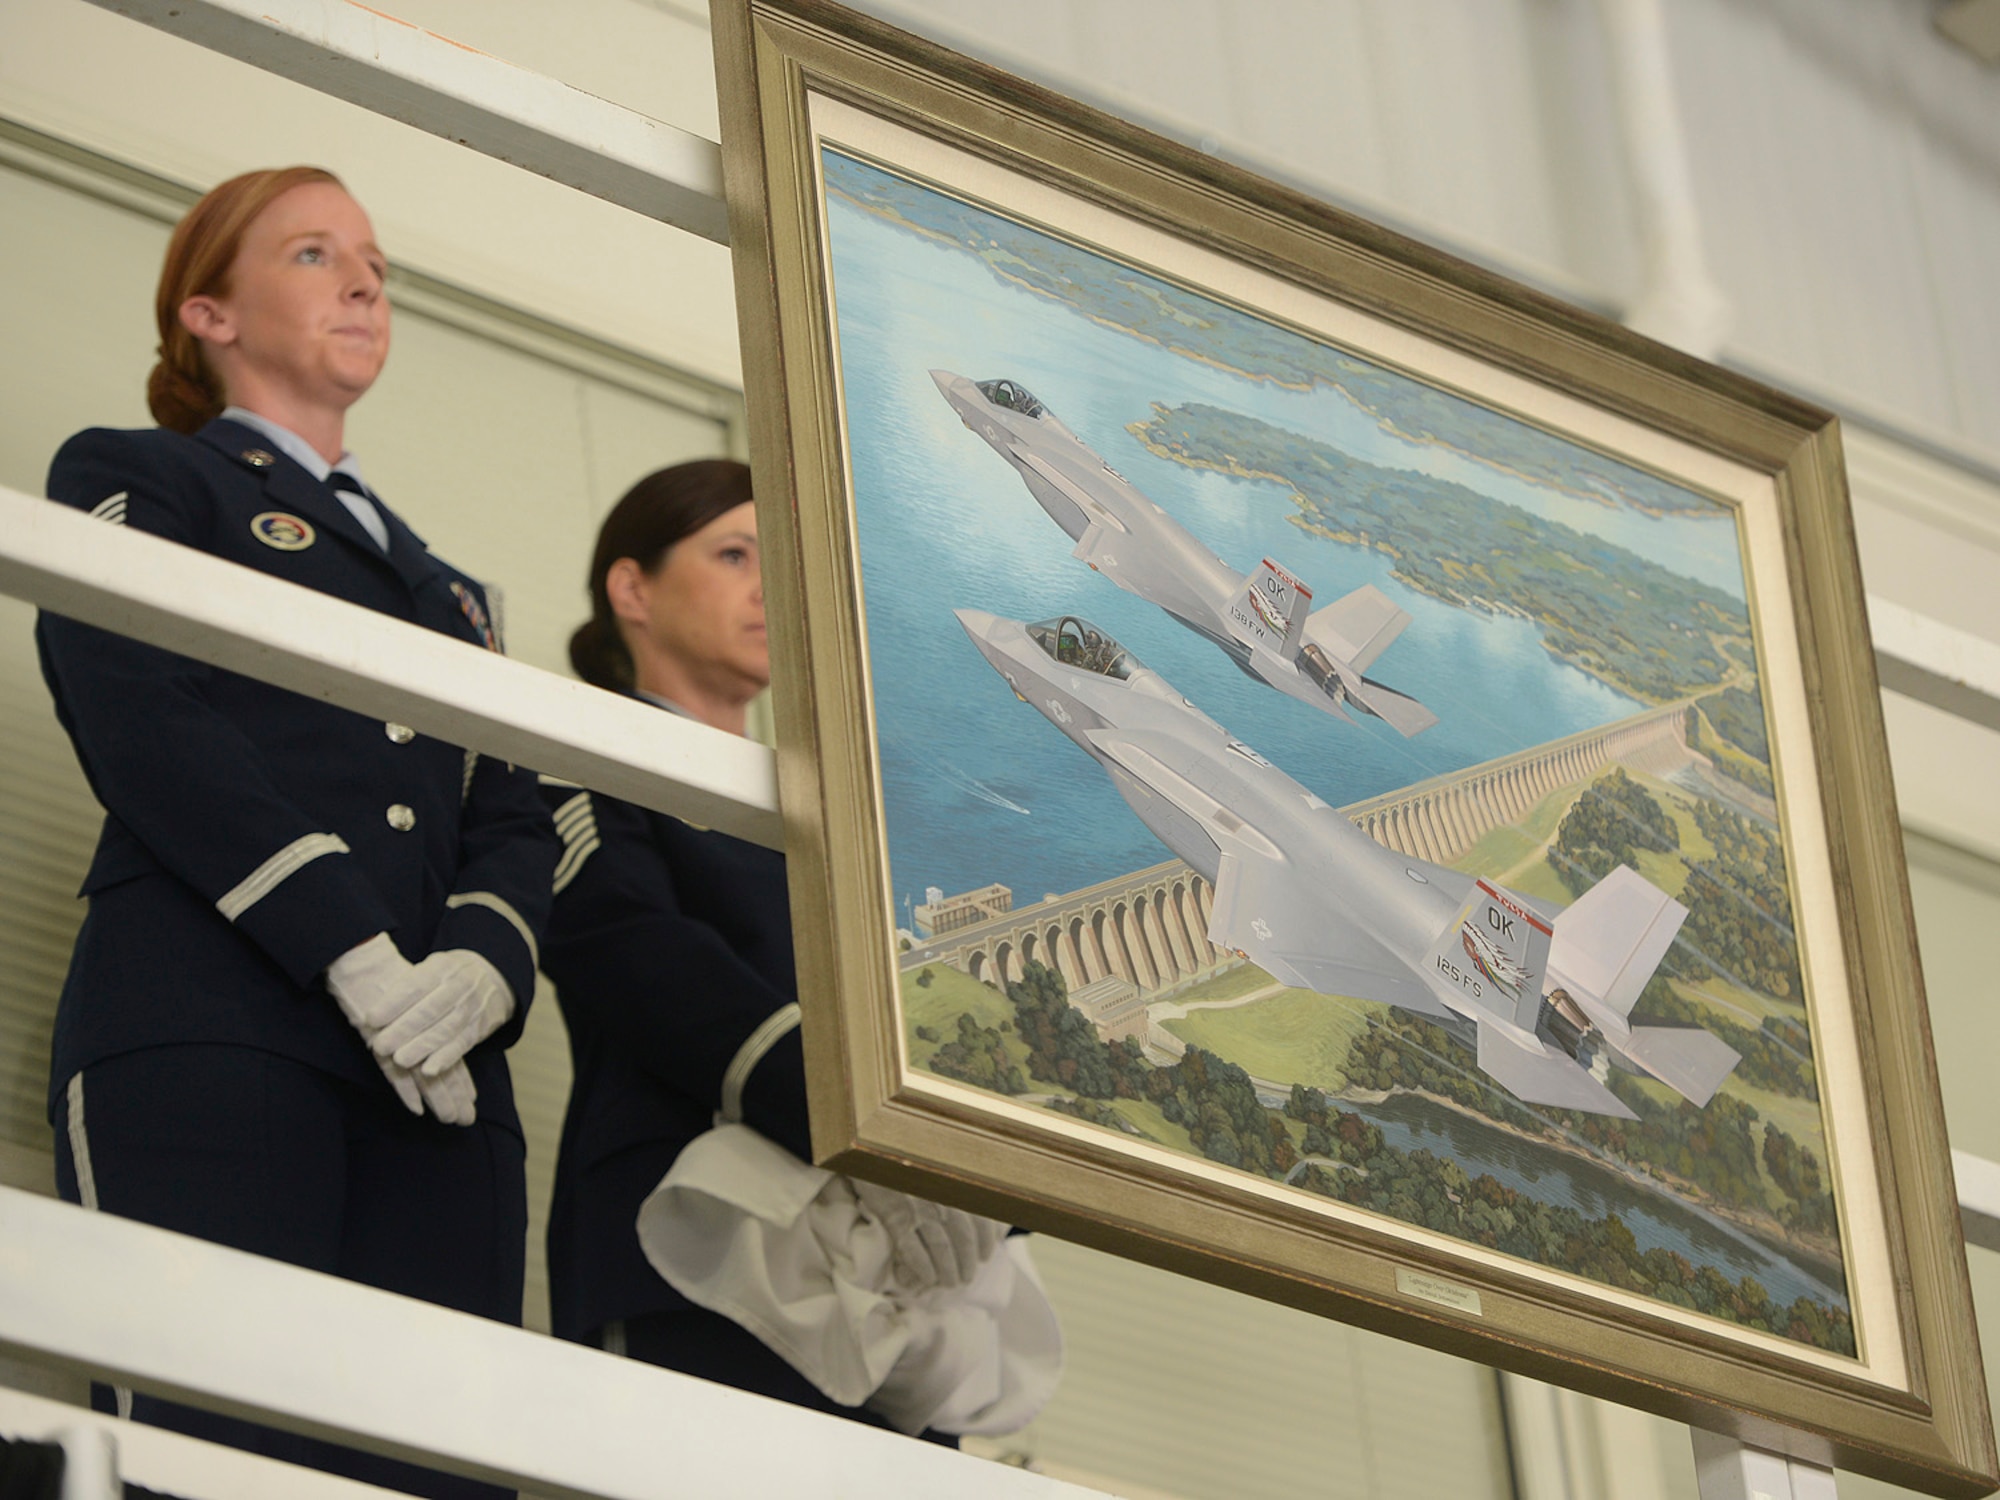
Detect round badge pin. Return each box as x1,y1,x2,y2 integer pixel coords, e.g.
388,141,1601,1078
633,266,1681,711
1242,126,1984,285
251,512,316,551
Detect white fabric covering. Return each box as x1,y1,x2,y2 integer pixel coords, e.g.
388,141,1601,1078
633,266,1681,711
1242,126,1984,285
636,1123,1062,1435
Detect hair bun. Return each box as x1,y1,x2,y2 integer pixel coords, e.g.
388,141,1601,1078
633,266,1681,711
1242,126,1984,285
146,356,223,434
569,615,633,694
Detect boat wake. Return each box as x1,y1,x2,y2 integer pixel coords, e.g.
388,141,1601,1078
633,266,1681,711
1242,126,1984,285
941,762,1031,815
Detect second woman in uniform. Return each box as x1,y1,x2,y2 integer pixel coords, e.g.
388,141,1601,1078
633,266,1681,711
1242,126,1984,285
541,461,1057,1437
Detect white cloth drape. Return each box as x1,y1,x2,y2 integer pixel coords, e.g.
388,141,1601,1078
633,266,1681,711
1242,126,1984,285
636,1123,1063,1435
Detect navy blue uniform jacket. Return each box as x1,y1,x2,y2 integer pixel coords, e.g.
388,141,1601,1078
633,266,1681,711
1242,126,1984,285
37,418,558,1137
539,773,811,1343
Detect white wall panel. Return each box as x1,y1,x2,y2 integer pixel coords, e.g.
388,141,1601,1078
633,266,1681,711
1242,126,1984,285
0,0,741,386
1846,427,2000,645
1669,1,1825,378
863,0,1621,303
1063,2,1241,153
1226,4,1395,211
995,1236,1512,1500
1912,136,2000,442
1521,0,1644,303
1663,0,2000,457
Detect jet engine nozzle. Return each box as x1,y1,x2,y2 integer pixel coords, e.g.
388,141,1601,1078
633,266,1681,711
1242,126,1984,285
1540,987,1601,1063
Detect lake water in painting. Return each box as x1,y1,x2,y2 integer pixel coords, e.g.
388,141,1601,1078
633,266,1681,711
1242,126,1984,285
819,149,1745,915
822,147,1848,1340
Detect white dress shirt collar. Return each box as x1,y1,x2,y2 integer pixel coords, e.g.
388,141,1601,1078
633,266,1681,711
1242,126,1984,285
636,689,697,719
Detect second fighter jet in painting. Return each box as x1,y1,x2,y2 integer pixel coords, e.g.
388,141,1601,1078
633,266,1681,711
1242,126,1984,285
954,607,1742,1120
933,370,1437,737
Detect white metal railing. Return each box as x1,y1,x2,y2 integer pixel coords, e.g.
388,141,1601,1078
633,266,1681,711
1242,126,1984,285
1871,596,2000,736
0,1186,1106,1500
0,485,780,849
79,0,730,244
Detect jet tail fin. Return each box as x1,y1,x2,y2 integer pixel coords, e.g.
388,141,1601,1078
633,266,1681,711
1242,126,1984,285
1424,879,1553,1031
1546,864,1687,1022
1224,559,1312,656
1303,584,1410,674
1544,865,1741,1105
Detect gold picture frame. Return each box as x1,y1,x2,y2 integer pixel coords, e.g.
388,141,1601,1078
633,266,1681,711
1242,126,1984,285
712,2,1995,1491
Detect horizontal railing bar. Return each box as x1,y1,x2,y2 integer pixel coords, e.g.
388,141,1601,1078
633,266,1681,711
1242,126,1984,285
1870,596,2000,735
0,485,781,848
0,1187,1104,1500
77,0,730,244
0,1386,405,1499
1955,1149,2000,1255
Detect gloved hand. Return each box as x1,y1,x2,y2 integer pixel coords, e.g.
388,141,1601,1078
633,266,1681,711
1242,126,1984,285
371,949,515,1078
325,935,481,1125
326,931,423,1032
327,933,429,1117
412,1060,478,1127
852,1180,1007,1293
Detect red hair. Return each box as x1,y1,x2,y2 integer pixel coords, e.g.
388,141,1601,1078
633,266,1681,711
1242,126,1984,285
147,166,345,433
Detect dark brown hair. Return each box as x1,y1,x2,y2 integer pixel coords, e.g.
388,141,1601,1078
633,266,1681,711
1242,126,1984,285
570,459,755,692
148,165,345,433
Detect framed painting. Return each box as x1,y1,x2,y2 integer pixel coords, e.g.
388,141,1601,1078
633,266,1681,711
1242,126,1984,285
711,1,1996,1491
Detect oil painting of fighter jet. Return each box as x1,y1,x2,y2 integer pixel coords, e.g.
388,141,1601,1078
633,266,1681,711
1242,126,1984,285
933,370,1439,737
954,607,1742,1120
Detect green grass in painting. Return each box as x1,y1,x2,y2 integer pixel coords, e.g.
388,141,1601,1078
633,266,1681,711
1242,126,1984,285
1725,1078,1830,1169
1162,961,1269,1004
1668,975,1804,1029
899,961,1027,1074
1102,1096,1195,1153
1162,990,1383,1093
1454,822,1541,879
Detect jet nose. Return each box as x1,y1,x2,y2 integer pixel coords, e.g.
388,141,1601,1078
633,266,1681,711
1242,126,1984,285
930,368,974,406
951,606,1001,641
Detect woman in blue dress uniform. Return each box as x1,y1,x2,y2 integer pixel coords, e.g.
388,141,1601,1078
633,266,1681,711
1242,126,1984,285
37,166,556,1500
543,462,1002,1437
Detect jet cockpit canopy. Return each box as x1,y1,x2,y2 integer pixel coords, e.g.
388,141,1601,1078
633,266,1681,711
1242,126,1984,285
976,378,1046,420
1029,616,1141,680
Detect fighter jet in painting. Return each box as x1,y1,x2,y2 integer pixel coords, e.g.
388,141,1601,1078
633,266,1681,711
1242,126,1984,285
932,370,1438,737
954,608,1741,1119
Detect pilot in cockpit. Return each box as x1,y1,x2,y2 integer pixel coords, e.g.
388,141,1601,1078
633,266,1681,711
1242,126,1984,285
976,378,1046,420
1035,616,1133,679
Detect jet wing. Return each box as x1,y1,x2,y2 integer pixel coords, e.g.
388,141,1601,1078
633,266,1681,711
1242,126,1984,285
1016,448,1113,548
1348,677,1441,738
1475,1024,1639,1120
1208,849,1450,1017
1303,585,1411,674
1618,1026,1741,1108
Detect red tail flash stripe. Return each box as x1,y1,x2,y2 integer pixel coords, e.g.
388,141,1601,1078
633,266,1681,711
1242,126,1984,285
1474,878,1553,936
1261,558,1311,599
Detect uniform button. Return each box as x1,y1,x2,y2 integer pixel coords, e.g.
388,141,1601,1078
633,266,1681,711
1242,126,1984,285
384,722,415,744
386,804,416,832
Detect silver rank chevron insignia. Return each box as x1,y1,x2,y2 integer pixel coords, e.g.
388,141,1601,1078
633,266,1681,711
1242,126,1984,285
450,581,499,651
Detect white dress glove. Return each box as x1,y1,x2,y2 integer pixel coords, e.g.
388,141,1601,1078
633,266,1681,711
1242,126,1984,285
326,932,421,1031
325,933,480,1125
371,949,515,1078
851,1180,1008,1293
